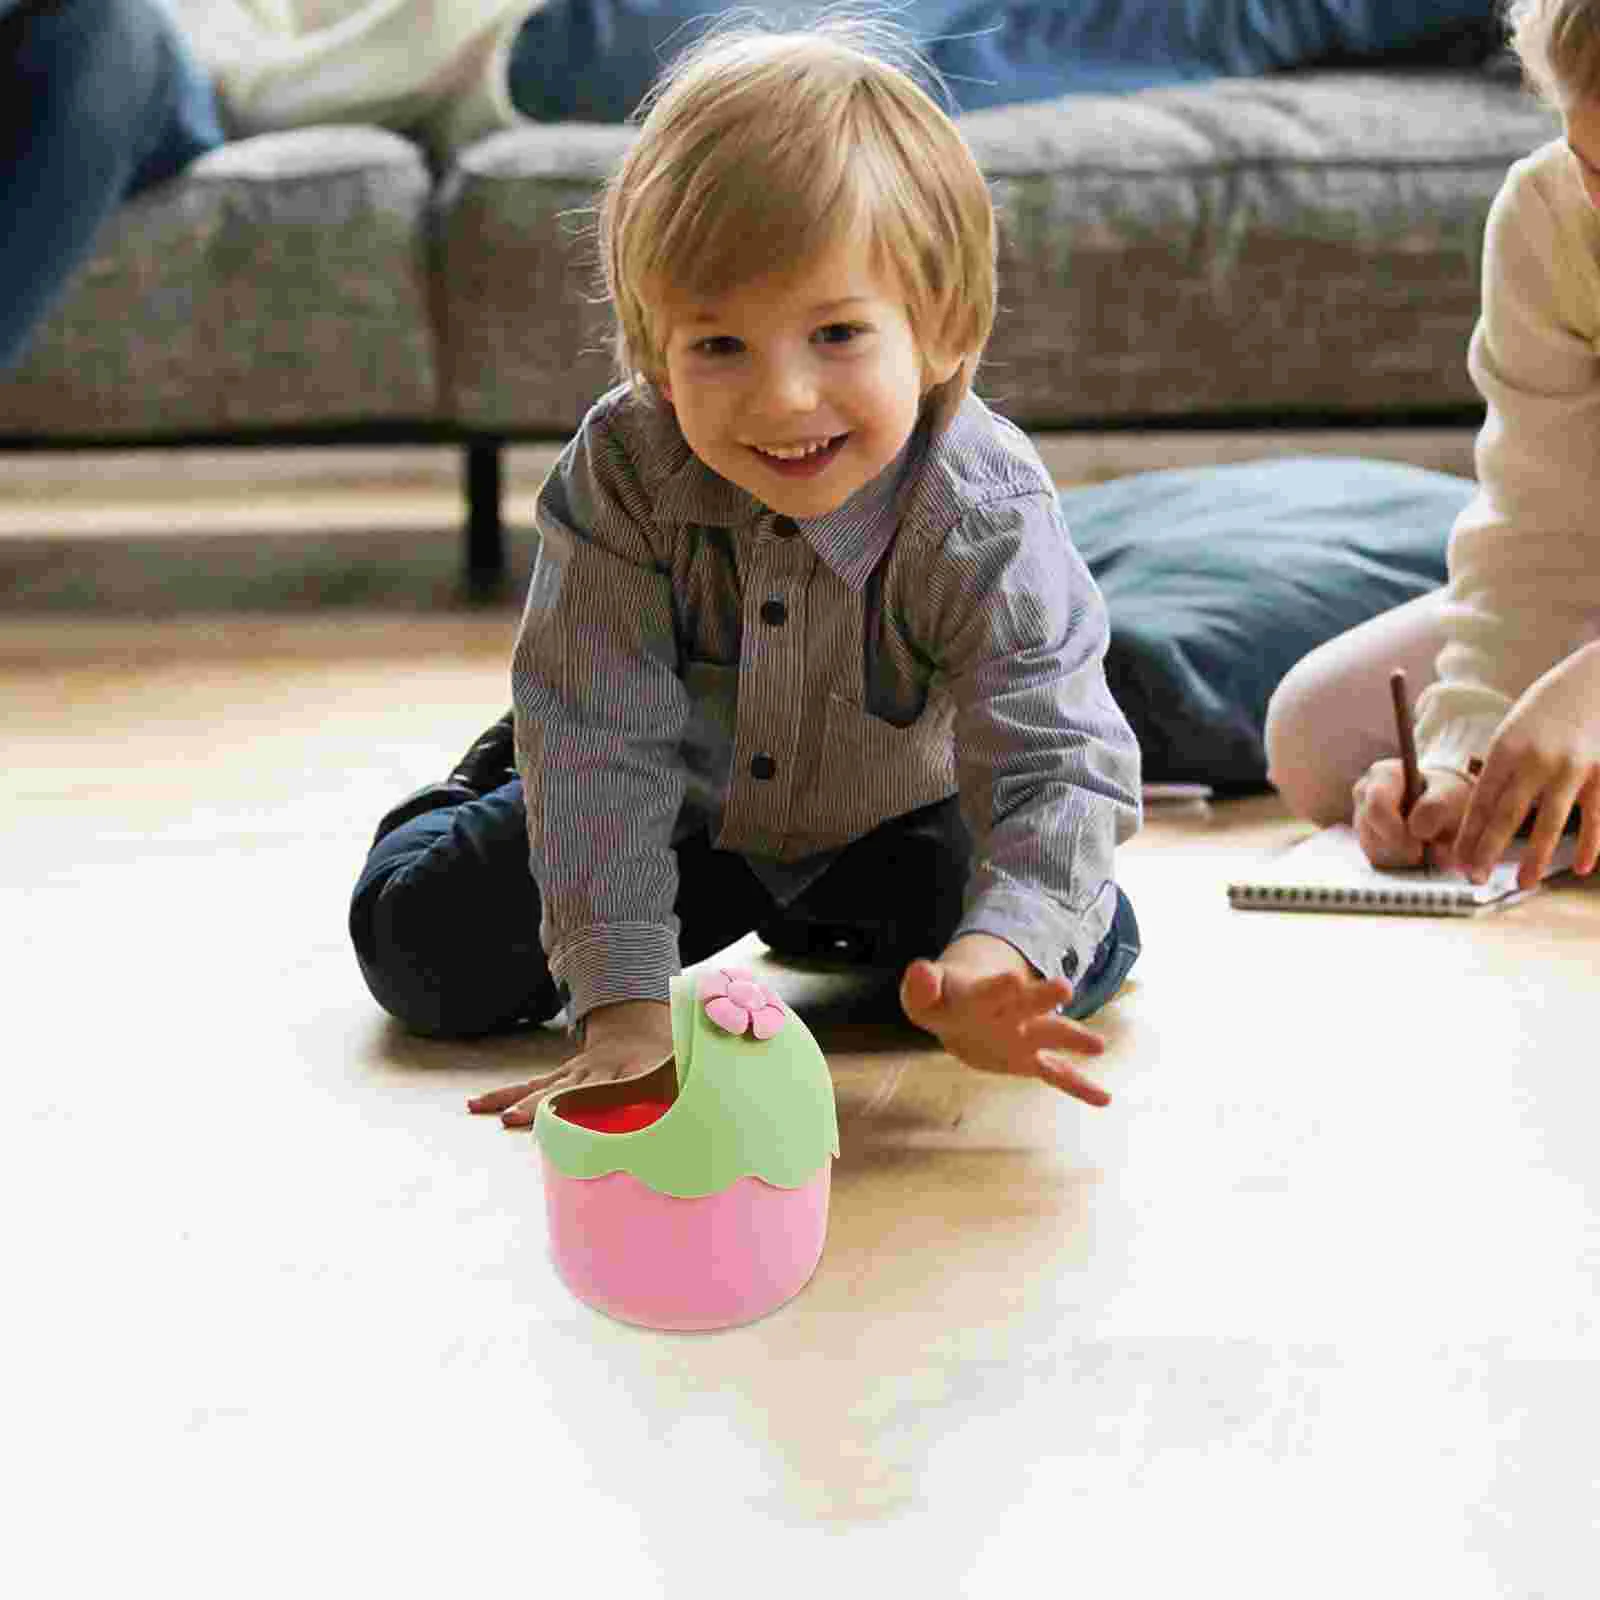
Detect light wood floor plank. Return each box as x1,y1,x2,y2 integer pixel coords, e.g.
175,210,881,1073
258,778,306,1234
6,561,1596,1596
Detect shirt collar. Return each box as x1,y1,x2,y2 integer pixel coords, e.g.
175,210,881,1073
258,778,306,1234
649,409,929,592
791,428,923,590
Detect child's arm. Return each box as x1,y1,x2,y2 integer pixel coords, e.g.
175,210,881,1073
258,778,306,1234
1409,147,1600,841
896,490,1140,1099
951,510,1138,972
512,401,692,1034
899,934,1109,1107
471,405,689,1125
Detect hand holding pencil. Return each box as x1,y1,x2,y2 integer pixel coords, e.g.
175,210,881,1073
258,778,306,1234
1349,668,1477,872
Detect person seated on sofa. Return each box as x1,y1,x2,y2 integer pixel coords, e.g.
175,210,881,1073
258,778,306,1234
348,18,1146,1119
11,0,1506,369
163,0,1508,164
0,0,223,371
505,0,1510,124
1265,0,1600,892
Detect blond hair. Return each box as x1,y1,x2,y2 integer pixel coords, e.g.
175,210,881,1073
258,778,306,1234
597,15,996,429
1505,0,1600,106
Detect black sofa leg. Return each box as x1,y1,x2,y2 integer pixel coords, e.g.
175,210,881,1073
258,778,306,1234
463,438,504,595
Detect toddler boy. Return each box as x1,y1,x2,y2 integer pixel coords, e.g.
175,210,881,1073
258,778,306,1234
349,19,1144,1117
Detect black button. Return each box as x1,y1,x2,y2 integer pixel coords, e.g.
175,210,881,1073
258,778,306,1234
760,598,787,626
750,753,777,781
772,517,799,539
1061,948,1080,979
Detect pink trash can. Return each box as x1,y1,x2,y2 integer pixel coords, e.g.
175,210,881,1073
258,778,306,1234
535,968,839,1331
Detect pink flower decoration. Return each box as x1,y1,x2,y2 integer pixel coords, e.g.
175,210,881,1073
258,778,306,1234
702,967,788,1040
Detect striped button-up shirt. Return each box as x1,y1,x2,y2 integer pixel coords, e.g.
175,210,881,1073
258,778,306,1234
512,382,1141,1022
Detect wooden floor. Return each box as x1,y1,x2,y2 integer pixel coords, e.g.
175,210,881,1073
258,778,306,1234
7,462,1599,1597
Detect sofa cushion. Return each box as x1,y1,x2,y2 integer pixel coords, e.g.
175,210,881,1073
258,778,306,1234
437,123,635,433
965,70,1559,429
0,127,437,437
1064,454,1468,788
441,70,1559,433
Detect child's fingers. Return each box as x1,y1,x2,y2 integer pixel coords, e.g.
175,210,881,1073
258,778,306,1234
1518,779,1584,889
1409,774,1474,870
500,1070,590,1126
1578,788,1600,876
1459,769,1540,882
1408,782,1461,841
1353,761,1421,865
500,1095,544,1128
467,1079,542,1114
490,1056,656,1127
1355,758,1405,811
976,971,1071,1028
1359,816,1423,868
1034,973,1076,1013
1038,1056,1111,1108
898,957,944,1026
1355,801,1423,868
1424,832,1461,873
1025,1006,1105,1050
467,1064,568,1115
903,962,1060,1029
970,968,1027,1017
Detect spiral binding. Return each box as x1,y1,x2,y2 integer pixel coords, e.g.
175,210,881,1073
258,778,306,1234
1227,882,1475,912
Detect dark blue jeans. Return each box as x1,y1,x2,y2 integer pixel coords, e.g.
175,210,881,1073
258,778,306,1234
1,0,225,370
505,0,1501,123
349,783,1139,1039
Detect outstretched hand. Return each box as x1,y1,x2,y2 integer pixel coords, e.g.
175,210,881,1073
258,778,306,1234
899,935,1109,1107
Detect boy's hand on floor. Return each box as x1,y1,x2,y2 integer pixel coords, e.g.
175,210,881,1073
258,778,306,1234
899,933,1110,1108
467,999,672,1128
1352,758,1472,870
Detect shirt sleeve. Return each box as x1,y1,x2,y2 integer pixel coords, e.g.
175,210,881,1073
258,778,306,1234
919,491,1142,984
1414,151,1600,777
511,407,690,1022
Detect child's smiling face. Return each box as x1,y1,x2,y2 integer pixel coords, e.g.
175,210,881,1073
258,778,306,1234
1565,99,1600,208
657,238,961,519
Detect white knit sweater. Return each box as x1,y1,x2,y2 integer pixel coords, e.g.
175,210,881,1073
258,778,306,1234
1415,136,1600,777
159,0,537,160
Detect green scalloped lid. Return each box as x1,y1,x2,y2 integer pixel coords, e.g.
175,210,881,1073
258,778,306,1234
535,971,839,1198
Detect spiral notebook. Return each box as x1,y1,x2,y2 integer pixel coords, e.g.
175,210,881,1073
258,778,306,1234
1227,824,1579,916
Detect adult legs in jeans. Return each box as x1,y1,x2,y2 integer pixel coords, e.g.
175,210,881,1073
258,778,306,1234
1264,586,1453,825
350,785,1140,1036
502,0,1205,124
0,0,225,371
503,0,1500,124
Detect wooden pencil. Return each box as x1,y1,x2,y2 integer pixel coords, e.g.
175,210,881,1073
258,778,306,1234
1389,668,1424,819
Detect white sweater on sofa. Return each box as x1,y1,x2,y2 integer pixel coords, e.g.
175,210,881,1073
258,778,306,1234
160,0,537,159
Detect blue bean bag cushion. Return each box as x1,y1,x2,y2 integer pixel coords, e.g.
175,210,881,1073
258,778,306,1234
1063,456,1469,791
507,1,1502,122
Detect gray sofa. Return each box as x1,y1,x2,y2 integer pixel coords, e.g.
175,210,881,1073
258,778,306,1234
0,65,1560,588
